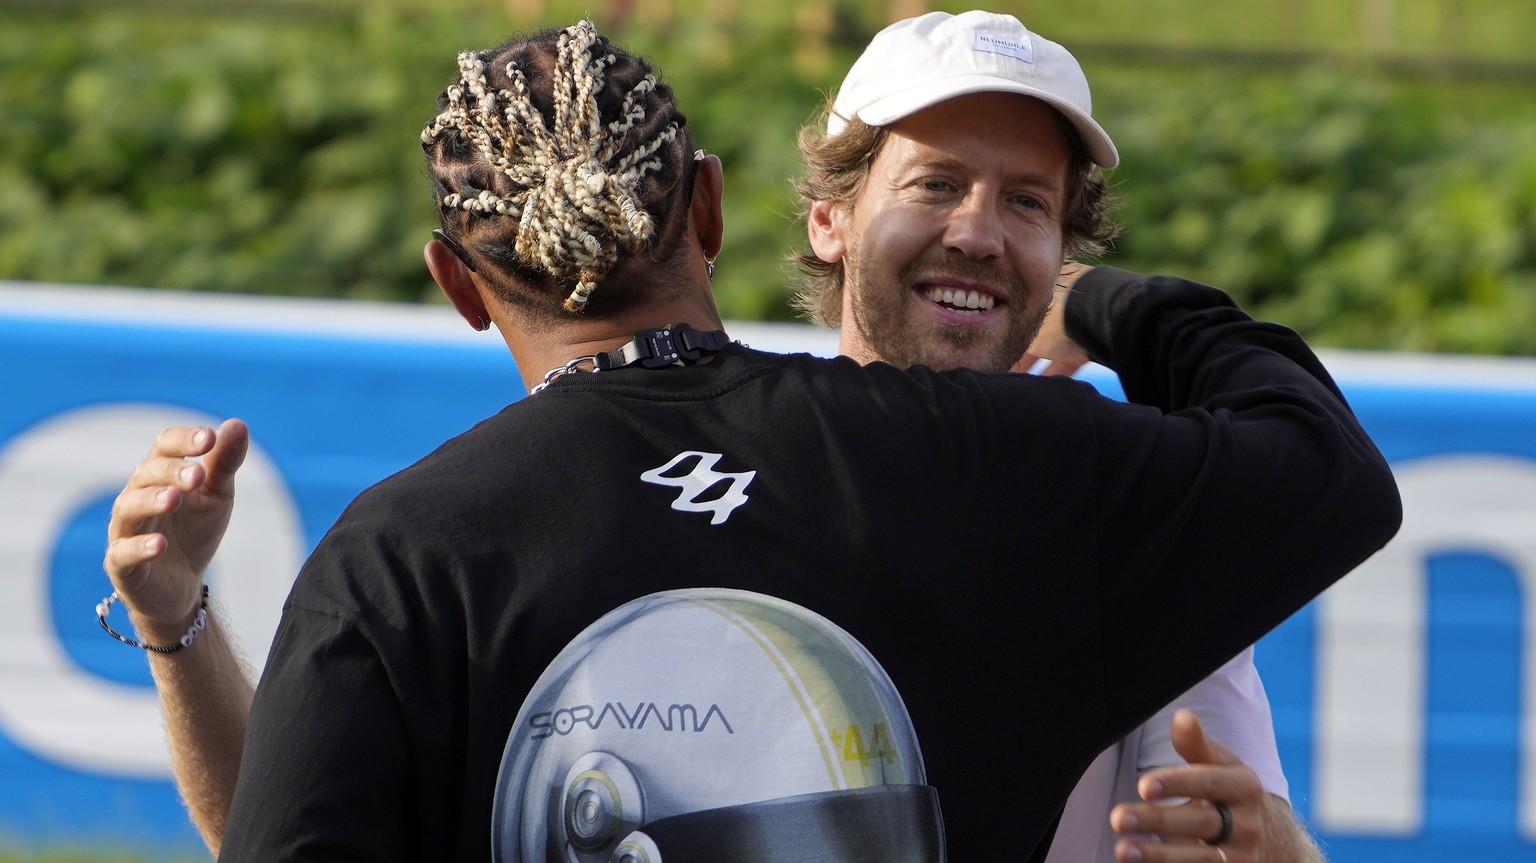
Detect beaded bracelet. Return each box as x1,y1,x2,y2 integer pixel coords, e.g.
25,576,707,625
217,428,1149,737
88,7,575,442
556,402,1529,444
97,585,209,653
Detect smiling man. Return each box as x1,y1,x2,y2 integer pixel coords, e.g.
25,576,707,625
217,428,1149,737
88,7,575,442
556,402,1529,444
815,92,1071,372
796,11,1325,863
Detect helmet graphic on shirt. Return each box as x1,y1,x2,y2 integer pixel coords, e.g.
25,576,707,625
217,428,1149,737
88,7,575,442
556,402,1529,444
491,588,945,863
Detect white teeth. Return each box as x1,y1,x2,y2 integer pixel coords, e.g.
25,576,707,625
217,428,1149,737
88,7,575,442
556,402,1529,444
925,287,996,312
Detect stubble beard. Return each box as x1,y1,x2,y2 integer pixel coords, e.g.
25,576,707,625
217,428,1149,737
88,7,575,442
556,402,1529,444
845,239,1048,374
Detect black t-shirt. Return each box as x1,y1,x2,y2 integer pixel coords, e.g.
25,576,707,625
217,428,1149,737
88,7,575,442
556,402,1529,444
219,268,1400,862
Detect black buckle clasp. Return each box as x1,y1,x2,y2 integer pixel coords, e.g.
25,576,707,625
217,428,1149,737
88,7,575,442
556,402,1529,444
595,323,729,371
674,323,729,360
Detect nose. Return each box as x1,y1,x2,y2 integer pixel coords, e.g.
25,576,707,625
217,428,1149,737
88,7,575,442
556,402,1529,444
942,193,1005,261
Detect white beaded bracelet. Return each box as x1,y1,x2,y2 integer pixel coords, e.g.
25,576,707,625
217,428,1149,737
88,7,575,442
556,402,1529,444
97,585,209,654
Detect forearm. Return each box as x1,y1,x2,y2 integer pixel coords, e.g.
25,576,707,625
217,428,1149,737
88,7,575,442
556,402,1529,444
1065,267,1349,411
1263,793,1327,863
145,608,254,856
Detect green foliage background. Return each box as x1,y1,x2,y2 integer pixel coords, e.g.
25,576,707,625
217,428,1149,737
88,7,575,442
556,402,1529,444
2,0,1535,354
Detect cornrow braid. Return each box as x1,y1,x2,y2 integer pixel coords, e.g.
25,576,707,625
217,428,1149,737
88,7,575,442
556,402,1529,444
420,20,689,315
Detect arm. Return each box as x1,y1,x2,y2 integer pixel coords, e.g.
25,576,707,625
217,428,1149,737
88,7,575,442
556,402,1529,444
1034,266,1400,723
103,420,254,855
217,518,438,861
219,604,418,862
1111,709,1325,863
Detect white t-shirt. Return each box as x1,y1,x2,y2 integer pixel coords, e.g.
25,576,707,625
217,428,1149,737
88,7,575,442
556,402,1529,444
1044,647,1288,863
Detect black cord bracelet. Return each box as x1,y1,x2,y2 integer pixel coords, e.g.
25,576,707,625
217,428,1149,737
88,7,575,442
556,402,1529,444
97,585,210,653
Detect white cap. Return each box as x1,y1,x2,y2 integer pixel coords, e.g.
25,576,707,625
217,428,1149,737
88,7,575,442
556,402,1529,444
828,11,1118,169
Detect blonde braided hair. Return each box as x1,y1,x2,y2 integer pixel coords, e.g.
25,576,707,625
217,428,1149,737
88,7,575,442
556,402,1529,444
421,20,684,313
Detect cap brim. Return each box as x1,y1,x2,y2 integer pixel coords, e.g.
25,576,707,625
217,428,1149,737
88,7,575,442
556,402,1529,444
840,75,1119,169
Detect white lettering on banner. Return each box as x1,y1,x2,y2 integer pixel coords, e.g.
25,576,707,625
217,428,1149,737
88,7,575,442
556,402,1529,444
0,404,303,778
1316,454,1536,837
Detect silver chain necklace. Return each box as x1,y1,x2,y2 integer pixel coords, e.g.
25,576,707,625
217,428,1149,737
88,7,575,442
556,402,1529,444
531,355,599,394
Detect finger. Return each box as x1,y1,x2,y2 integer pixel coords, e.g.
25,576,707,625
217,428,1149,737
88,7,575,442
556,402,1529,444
1115,837,1228,863
1113,798,1231,842
149,425,218,460
1141,712,1262,803
1009,352,1041,374
1140,762,1264,808
103,533,168,586
1171,709,1237,768
1038,358,1087,378
107,485,184,543
1057,261,1093,290
199,418,250,495
123,456,207,496
119,421,243,498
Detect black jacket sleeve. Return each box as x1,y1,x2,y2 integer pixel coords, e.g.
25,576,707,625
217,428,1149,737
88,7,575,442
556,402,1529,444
1066,266,1403,739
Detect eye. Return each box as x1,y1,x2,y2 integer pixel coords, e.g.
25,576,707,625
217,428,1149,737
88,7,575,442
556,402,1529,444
916,177,957,194
1012,193,1045,211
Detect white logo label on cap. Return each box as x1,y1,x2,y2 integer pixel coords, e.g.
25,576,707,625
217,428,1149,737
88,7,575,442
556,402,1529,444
974,30,1034,63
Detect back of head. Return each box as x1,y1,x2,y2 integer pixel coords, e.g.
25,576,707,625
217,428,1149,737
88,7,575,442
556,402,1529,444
421,21,696,319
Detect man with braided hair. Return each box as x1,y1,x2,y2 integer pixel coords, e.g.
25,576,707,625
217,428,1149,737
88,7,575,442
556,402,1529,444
103,19,1399,863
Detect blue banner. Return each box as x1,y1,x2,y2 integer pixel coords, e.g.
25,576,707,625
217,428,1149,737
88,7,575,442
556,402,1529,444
2,283,1533,861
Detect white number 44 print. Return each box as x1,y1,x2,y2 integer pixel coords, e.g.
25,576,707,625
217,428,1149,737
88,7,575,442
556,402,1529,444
640,451,756,525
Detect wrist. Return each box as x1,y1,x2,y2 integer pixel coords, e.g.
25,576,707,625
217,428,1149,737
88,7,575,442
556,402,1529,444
99,586,211,654
128,602,204,645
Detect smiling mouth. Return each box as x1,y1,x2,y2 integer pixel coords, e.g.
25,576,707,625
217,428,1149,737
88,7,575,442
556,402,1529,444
922,286,997,317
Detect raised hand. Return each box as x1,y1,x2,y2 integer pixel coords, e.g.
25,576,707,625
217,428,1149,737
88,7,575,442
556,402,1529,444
103,419,249,645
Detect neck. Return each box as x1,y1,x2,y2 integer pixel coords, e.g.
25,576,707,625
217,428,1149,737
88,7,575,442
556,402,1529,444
836,320,881,366
500,286,727,392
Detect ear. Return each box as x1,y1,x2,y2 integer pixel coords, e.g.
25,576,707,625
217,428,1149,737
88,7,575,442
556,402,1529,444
688,153,725,260
425,240,490,331
807,198,849,264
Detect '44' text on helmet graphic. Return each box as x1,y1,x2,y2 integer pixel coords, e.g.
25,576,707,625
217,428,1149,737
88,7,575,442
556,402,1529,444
639,451,755,525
